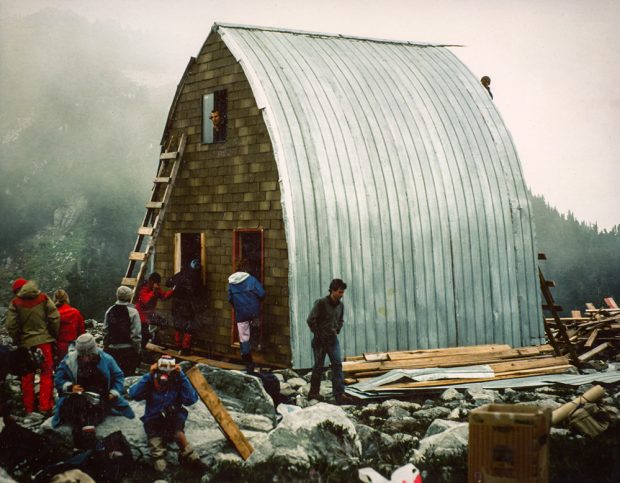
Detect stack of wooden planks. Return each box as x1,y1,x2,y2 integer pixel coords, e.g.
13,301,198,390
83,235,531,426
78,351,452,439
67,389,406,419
546,297,620,363
343,344,571,386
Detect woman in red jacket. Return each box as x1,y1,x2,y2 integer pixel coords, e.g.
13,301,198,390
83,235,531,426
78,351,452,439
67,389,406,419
53,289,85,364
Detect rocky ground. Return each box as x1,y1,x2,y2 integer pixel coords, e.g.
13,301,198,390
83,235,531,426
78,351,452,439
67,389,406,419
0,322,619,482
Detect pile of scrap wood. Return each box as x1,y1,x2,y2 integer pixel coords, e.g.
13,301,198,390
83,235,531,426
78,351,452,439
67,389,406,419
545,297,620,363
343,343,571,385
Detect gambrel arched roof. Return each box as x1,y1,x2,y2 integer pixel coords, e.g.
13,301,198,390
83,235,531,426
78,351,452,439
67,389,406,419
210,23,542,368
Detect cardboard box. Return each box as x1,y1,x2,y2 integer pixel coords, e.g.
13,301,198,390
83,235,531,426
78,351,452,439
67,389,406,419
468,404,551,483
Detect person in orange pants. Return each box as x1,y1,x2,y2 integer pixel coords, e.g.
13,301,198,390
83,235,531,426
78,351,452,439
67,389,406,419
6,278,60,415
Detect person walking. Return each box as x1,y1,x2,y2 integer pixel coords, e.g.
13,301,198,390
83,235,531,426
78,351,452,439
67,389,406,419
6,278,60,415
135,272,173,350
306,278,354,405
128,355,204,472
228,259,266,373
53,289,85,364
167,259,202,355
103,286,141,376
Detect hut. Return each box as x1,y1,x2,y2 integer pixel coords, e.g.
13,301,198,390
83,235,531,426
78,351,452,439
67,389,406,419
137,23,543,368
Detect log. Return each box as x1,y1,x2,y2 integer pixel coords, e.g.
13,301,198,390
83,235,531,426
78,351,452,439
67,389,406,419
578,342,612,362
552,385,605,425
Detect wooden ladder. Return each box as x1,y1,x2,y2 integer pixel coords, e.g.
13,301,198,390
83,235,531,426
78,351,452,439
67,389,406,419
121,134,187,295
538,253,580,366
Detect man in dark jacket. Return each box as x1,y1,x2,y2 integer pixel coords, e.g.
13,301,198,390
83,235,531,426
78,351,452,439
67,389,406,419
6,278,60,414
307,278,354,405
128,355,203,472
228,259,266,372
135,272,174,350
103,286,141,376
168,259,202,355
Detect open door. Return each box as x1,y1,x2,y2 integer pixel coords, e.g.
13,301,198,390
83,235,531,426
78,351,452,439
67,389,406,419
173,232,207,285
231,229,264,347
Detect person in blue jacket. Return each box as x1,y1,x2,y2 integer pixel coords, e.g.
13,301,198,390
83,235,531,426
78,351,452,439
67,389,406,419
228,259,266,372
52,333,135,448
128,355,204,473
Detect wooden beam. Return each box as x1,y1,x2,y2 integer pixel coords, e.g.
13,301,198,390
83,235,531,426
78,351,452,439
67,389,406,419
584,329,599,348
146,343,244,370
121,277,138,287
145,201,164,209
137,227,154,236
160,151,178,160
129,251,147,261
578,342,612,362
186,366,254,460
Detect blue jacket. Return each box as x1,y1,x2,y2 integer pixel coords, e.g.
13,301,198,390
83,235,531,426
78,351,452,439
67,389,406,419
128,370,198,423
52,348,135,427
228,272,266,322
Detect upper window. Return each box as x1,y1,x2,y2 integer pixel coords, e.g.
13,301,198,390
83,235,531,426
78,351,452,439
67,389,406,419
202,90,227,144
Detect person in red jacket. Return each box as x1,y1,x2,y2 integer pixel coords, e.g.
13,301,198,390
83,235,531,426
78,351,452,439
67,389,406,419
6,278,60,415
53,289,85,364
135,273,173,350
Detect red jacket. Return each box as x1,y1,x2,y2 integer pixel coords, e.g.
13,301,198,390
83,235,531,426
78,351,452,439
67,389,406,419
135,283,173,324
56,303,85,344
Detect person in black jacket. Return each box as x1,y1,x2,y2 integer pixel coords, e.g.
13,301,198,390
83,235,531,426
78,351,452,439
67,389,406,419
167,259,202,355
103,286,141,375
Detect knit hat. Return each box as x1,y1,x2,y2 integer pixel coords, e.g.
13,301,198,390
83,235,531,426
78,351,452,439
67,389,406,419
75,333,98,355
53,288,70,306
116,285,133,303
11,278,27,294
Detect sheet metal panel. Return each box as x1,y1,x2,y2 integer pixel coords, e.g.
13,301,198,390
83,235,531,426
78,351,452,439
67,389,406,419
216,24,542,368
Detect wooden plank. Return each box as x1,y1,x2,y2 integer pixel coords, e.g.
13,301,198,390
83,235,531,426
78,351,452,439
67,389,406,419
146,343,245,370
363,353,389,362
153,176,171,184
145,201,164,209
186,366,254,460
488,356,570,374
386,344,513,361
121,277,138,287
160,151,178,160
137,226,154,236
584,329,599,348
578,342,612,362
604,297,619,310
571,310,583,319
129,251,147,261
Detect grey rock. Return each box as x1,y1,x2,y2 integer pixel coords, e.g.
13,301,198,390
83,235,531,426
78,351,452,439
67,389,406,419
415,422,468,463
412,406,452,424
467,387,500,405
286,377,307,389
279,382,297,397
425,419,463,438
380,399,421,412
440,388,463,401
355,423,395,460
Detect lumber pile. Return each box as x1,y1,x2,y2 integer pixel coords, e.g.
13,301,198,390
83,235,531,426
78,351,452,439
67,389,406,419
545,297,620,362
343,344,560,382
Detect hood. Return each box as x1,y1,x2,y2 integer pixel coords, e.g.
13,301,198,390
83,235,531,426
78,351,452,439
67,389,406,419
228,272,250,284
16,280,42,299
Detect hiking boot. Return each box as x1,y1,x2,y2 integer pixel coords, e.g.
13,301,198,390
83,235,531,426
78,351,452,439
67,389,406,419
179,445,206,470
334,393,356,406
153,458,167,472
307,391,324,402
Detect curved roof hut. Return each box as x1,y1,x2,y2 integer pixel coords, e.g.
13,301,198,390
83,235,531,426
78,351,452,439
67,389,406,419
147,23,542,368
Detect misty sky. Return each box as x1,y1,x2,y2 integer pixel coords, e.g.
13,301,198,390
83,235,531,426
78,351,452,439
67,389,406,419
2,0,619,229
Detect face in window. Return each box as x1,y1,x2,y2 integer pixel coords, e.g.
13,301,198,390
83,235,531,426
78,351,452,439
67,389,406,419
210,110,222,131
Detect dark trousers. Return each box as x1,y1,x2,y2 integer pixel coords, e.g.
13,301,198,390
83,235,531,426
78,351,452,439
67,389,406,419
309,335,344,396
105,347,139,376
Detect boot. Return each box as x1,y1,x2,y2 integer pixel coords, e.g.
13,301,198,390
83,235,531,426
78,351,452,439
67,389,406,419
148,436,167,472
179,444,206,469
241,353,255,374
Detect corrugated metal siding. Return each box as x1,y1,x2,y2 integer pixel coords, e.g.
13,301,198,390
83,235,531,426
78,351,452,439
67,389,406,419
216,24,543,368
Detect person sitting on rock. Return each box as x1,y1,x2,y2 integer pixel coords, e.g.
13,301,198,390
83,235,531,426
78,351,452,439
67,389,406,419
128,355,204,472
52,333,135,449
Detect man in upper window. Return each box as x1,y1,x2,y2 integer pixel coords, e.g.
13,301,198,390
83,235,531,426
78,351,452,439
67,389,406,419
306,278,354,405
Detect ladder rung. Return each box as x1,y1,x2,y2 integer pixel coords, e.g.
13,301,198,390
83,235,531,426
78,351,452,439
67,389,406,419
146,201,163,209
138,227,154,236
154,177,171,184
129,252,148,261
122,278,138,286
160,151,178,160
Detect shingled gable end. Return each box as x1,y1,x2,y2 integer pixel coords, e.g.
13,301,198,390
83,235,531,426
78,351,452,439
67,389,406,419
151,23,543,368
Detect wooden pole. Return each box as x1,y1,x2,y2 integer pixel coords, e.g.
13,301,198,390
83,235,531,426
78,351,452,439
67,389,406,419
186,366,254,460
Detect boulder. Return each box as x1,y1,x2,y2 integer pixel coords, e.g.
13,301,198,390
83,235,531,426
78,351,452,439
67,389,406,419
248,403,361,470
424,419,463,438
414,422,468,464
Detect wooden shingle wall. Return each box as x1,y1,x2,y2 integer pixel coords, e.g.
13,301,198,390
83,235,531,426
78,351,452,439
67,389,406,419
154,33,291,366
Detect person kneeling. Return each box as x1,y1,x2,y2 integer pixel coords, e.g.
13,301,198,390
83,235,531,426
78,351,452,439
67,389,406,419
51,333,135,449
128,356,204,472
